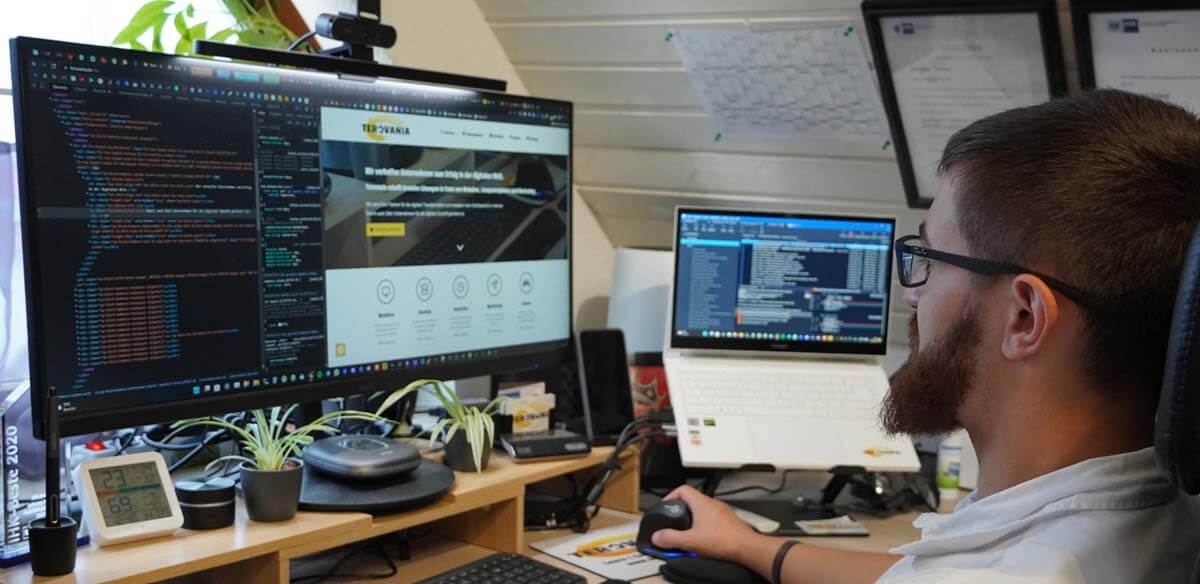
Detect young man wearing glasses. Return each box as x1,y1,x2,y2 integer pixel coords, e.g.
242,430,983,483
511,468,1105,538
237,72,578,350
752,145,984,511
650,89,1200,583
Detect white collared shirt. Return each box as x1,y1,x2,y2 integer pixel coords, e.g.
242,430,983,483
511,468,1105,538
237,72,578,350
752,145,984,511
877,447,1200,583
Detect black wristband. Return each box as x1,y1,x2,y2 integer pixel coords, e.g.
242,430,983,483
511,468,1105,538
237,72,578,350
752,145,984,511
772,539,800,584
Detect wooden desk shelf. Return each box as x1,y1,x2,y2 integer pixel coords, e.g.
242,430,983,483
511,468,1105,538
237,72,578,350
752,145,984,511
4,447,638,584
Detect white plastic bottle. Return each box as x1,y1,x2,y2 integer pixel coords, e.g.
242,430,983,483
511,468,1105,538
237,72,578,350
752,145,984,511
935,431,963,502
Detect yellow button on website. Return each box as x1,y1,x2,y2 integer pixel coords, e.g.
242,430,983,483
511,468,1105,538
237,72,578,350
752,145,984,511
366,223,406,237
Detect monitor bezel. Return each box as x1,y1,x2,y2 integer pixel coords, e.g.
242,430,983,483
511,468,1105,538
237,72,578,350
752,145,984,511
668,206,896,357
861,0,1069,209
1071,0,1200,90
11,37,574,437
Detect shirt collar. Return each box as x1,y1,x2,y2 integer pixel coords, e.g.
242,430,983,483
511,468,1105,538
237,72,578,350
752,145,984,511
892,447,1177,557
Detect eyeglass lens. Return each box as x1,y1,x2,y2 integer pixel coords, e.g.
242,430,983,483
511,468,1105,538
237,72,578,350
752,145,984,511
902,248,929,285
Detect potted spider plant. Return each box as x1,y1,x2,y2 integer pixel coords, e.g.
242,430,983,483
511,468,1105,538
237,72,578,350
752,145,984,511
376,379,507,473
166,405,382,522
112,0,307,55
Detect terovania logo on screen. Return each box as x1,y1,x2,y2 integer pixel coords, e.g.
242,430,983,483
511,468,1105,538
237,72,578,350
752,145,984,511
362,115,411,140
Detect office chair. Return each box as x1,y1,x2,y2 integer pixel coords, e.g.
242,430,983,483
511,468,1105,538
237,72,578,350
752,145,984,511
1156,224,1200,494
1153,226,1200,583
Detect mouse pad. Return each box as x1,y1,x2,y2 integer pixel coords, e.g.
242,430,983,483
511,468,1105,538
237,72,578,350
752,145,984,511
661,557,767,584
529,517,663,581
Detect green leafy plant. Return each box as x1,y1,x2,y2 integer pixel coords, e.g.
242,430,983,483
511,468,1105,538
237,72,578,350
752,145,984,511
376,379,508,473
112,0,304,55
166,405,383,471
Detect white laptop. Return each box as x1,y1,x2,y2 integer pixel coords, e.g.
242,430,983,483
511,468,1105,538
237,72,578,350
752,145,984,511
664,207,919,473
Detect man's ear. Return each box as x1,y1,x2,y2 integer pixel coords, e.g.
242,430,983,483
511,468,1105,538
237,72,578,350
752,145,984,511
1001,274,1060,360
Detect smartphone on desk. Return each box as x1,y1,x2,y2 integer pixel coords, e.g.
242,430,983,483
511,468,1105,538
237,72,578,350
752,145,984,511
573,329,636,445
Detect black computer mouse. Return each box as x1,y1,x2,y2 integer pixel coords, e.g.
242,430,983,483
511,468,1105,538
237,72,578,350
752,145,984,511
636,499,695,560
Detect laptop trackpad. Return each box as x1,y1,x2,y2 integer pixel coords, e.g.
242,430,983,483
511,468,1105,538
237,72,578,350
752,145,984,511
749,420,844,464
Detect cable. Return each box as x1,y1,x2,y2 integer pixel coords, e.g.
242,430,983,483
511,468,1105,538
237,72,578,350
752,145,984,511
714,470,797,498
526,420,665,532
563,428,672,532
290,536,414,583
167,427,228,473
141,433,205,451
287,31,317,53
113,430,138,455
143,411,242,451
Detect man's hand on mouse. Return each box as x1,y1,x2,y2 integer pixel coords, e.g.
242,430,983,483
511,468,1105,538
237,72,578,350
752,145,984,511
650,485,768,564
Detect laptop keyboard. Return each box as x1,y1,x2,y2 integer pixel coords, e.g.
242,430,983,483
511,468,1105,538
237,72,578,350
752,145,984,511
675,369,880,420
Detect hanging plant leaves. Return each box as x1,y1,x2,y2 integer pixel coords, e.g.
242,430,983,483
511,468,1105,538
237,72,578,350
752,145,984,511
112,0,174,45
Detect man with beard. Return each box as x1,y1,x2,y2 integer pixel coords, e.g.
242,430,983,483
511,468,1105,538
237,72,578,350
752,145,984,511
649,89,1200,583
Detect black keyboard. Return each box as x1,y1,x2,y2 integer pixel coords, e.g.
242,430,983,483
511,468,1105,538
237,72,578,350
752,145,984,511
416,552,587,584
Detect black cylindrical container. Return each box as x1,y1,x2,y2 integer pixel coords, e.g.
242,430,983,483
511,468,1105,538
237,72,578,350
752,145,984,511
175,477,236,530
29,516,78,576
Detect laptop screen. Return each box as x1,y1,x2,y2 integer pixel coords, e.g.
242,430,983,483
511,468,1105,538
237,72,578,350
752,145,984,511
670,208,895,356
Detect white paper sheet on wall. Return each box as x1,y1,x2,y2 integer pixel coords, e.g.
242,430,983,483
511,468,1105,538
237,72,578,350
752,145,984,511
673,24,887,140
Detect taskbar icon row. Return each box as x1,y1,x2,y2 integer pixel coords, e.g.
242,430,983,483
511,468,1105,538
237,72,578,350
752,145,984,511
694,330,883,344
191,349,501,395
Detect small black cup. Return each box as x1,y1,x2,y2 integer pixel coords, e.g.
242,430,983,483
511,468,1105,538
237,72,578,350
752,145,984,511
29,516,78,576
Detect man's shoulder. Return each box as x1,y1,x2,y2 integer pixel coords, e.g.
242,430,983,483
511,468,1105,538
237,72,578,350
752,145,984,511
882,567,1079,584
880,490,1200,584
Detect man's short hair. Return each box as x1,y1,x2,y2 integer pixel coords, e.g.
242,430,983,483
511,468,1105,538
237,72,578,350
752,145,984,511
939,89,1200,400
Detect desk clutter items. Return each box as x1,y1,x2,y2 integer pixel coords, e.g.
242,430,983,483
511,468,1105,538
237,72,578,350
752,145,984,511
305,434,422,481
497,381,556,434
499,428,591,462
298,455,455,514
530,513,664,581
30,386,78,576
496,382,591,462
175,477,236,530
298,431,455,514
73,452,183,547
165,405,383,522
377,379,507,473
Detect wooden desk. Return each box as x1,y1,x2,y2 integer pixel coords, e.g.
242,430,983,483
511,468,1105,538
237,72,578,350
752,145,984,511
526,508,924,583
283,505,927,583
2,447,638,584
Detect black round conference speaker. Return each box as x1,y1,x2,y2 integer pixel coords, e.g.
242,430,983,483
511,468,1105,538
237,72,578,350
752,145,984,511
299,459,455,514
305,434,422,481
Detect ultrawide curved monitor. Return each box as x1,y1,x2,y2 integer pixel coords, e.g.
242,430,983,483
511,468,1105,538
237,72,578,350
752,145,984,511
10,37,573,435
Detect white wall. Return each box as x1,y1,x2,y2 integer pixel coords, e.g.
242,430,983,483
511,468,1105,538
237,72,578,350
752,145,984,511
475,0,922,337
475,0,1083,339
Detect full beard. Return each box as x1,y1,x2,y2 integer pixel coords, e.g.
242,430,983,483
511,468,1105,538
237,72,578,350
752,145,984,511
880,305,981,436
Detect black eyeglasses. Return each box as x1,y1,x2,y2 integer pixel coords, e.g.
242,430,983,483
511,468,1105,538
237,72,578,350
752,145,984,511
894,235,1105,311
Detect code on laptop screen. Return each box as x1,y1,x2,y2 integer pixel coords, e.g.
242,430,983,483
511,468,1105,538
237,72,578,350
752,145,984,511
672,210,894,354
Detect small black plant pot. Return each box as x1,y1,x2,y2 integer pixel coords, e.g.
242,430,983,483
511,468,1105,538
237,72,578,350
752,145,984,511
444,431,491,472
241,459,302,522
